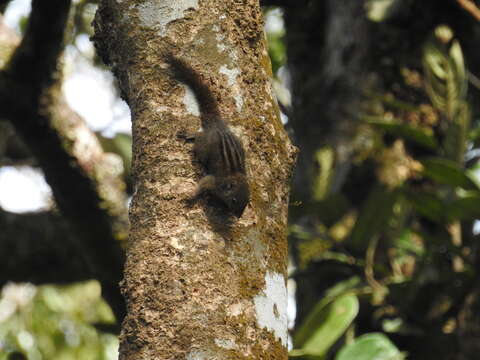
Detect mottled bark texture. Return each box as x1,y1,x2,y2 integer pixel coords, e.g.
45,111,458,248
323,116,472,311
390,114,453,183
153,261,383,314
284,0,371,327
0,1,127,321
94,0,296,359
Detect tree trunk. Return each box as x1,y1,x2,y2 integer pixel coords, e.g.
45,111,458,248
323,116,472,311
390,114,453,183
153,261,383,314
94,0,296,359
284,0,370,327
285,0,370,201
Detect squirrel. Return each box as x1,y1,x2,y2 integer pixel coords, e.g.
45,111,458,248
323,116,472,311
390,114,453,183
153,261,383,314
167,55,249,217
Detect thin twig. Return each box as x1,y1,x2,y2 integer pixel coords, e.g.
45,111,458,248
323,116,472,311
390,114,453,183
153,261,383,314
457,0,480,21
467,70,480,90
365,236,379,287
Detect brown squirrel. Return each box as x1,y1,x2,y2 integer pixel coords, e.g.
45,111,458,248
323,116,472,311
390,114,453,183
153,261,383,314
168,55,249,217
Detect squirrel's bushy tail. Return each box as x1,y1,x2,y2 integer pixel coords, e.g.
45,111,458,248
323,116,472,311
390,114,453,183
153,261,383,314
167,55,222,128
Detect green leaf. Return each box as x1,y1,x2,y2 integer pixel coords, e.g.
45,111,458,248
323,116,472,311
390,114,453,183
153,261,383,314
423,26,467,119
348,186,398,252
394,229,424,256
468,125,480,142
366,118,438,150
366,0,403,22
449,40,467,100
324,277,362,299
442,102,470,163
447,194,480,221
335,333,404,360
97,132,132,175
313,147,334,201
403,189,445,223
421,157,479,190
294,294,359,357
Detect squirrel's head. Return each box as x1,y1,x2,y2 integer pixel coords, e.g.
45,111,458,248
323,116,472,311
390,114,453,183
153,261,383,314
215,175,249,217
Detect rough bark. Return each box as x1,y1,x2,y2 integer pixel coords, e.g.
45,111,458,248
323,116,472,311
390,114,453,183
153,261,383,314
0,1,127,321
94,0,296,359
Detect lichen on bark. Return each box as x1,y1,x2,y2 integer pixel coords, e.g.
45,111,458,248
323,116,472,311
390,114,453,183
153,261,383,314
94,0,296,359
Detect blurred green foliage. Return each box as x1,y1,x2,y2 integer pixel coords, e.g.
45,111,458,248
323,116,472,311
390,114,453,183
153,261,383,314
335,333,405,360
289,23,480,359
265,8,286,74
366,0,405,22
292,280,360,359
97,132,132,179
0,281,118,360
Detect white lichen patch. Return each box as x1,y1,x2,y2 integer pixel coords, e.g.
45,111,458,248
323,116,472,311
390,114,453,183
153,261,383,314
182,85,200,116
228,302,245,316
232,90,244,112
186,350,217,360
217,43,226,52
219,65,243,111
170,237,185,250
213,25,224,40
253,272,288,346
219,65,240,87
228,50,239,62
136,0,199,35
215,338,237,350
214,28,226,52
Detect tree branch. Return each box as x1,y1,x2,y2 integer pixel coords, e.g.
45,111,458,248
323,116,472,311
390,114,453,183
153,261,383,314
456,0,480,21
0,1,127,321
0,210,91,285
0,122,34,165
0,1,12,14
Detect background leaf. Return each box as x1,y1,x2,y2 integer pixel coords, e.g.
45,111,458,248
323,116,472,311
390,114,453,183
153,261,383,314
294,294,359,357
366,119,438,150
421,157,479,190
335,333,404,360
